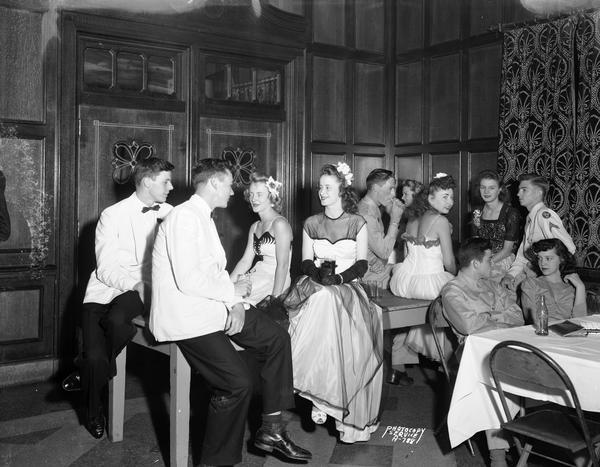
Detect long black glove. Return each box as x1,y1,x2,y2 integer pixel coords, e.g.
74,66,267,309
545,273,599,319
301,259,321,282
320,260,368,285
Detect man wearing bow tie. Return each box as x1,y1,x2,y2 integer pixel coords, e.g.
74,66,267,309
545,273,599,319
77,157,174,439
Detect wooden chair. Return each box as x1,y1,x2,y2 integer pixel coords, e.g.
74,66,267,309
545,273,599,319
427,296,475,456
489,340,600,467
108,315,191,467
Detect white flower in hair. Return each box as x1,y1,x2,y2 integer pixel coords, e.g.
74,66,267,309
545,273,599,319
433,172,448,179
265,176,282,197
336,162,354,186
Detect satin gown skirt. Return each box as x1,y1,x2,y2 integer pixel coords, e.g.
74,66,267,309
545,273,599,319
286,277,383,443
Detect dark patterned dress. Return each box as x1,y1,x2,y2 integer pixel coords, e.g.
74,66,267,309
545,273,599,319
471,203,522,276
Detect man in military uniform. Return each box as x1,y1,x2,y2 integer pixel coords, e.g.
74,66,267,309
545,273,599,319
442,237,524,467
501,173,575,290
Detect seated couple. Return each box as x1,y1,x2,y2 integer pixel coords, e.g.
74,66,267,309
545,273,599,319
441,236,587,467
441,237,524,467
151,160,382,466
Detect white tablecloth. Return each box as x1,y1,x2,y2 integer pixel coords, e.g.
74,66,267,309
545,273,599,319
447,314,600,448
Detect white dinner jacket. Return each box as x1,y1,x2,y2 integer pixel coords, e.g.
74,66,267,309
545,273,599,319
83,192,172,305
150,194,244,342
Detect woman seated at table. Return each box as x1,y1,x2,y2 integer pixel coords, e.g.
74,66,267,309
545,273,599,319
521,238,587,323
469,170,521,279
230,173,292,305
284,162,383,443
388,174,456,378
391,173,456,298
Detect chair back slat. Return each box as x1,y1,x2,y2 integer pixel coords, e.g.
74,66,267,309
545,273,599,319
492,346,567,396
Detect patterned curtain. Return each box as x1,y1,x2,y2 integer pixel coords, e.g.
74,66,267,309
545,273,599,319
498,14,600,268
573,12,600,268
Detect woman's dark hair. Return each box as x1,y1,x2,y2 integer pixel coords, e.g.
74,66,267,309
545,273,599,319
470,169,511,208
525,238,576,277
243,172,283,213
405,174,455,220
400,179,424,195
320,164,359,214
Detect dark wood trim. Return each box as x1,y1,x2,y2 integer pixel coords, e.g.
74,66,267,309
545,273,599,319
0,0,48,12
284,55,305,241
394,137,500,155
311,142,386,154
385,0,395,171
61,10,306,61
396,30,502,63
308,43,385,63
56,11,80,365
79,94,186,112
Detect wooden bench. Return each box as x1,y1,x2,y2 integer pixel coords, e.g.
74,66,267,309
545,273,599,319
375,290,431,330
107,294,429,467
108,316,191,467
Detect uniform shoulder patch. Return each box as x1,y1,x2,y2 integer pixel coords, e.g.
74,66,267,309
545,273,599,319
542,211,551,219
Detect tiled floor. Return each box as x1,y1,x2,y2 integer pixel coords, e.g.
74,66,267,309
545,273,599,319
0,345,492,466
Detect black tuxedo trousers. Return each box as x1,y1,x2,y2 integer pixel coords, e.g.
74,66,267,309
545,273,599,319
177,307,295,466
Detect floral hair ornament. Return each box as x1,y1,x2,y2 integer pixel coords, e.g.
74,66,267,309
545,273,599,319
265,176,282,197
433,172,448,179
336,162,354,186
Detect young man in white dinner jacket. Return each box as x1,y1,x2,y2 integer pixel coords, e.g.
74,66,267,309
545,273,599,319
150,158,311,467
78,157,174,439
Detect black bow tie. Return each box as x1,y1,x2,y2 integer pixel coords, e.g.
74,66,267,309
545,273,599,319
141,205,160,213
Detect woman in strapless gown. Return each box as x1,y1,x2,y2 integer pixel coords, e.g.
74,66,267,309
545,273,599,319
390,174,457,363
284,163,383,444
230,173,292,305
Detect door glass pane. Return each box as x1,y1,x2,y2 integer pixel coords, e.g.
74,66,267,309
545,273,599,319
84,48,113,88
148,56,175,95
255,69,280,104
117,52,143,91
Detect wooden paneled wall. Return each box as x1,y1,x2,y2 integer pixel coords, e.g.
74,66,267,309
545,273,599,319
394,0,535,240
0,3,57,382
0,0,546,384
0,0,306,384
305,0,536,242
306,0,387,217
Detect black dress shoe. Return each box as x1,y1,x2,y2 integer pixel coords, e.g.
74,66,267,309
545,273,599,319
387,369,414,386
85,414,105,439
61,371,81,392
254,427,312,461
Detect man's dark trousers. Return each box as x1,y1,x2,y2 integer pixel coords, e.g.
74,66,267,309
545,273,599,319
177,307,294,466
81,291,143,418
